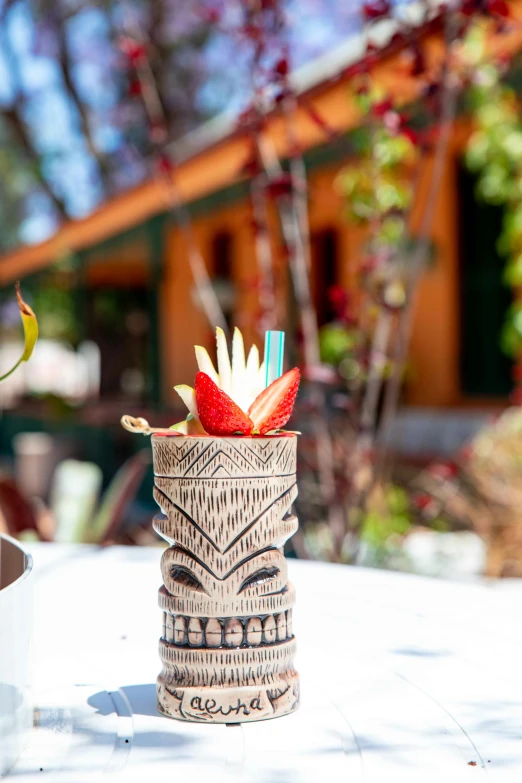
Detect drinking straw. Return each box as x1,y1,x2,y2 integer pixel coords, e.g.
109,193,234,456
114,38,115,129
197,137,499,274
264,330,285,387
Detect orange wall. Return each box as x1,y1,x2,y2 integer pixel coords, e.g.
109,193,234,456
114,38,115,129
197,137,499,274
407,147,461,405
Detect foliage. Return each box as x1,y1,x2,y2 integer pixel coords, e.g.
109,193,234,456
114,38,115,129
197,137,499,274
300,2,519,564
336,86,419,312
410,407,522,576
24,256,81,344
319,322,360,367
360,484,411,548
464,23,522,361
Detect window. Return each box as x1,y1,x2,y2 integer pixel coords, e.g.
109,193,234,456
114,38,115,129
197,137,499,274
86,286,150,402
211,231,236,329
311,229,339,326
458,165,512,396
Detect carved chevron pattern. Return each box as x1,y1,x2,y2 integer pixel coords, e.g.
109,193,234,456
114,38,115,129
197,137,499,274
153,475,297,554
152,435,296,478
151,434,300,724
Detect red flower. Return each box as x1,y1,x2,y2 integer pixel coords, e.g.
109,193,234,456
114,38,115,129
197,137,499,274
372,98,393,117
409,45,427,76
401,126,419,146
459,445,473,462
486,0,510,16
197,6,222,24
241,147,262,178
362,0,391,21
266,173,293,199
383,110,401,133
118,37,146,65
343,54,376,79
156,153,174,176
460,0,481,16
412,493,434,512
275,57,289,77
429,462,458,480
128,78,142,97
237,107,264,134
302,102,337,140
149,120,168,145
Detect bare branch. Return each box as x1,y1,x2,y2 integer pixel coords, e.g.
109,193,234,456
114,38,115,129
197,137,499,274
0,6,68,217
3,105,68,219
50,11,112,194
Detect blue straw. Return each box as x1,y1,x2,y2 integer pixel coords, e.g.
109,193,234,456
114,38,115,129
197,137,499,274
264,331,285,387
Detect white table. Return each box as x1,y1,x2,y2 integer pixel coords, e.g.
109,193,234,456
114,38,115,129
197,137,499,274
7,543,522,782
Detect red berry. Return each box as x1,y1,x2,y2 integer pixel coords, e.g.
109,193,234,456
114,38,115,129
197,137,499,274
248,368,300,434
195,373,254,436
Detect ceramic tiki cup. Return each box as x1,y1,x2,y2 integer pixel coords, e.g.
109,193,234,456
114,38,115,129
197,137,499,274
151,433,299,723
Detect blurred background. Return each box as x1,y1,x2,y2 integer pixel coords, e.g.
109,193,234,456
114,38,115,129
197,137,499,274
2,0,522,579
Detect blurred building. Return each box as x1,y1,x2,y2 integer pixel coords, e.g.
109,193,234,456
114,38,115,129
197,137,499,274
1,10,522,465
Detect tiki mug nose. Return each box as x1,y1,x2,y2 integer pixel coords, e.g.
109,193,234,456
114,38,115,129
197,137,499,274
151,434,300,724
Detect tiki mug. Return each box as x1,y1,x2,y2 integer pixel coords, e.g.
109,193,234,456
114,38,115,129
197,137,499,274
151,433,299,723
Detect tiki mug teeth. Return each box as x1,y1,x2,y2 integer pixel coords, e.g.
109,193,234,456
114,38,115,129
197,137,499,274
151,433,300,724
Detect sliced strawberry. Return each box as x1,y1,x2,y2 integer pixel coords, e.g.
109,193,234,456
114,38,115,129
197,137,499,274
248,368,300,434
195,372,254,436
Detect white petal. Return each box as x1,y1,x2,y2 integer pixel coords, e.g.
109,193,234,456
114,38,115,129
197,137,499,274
231,327,246,406
174,385,199,420
195,346,219,386
243,345,261,409
246,344,260,377
216,327,232,395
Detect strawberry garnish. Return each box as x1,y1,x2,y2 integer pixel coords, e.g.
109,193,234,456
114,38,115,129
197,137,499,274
195,372,254,436
248,368,300,434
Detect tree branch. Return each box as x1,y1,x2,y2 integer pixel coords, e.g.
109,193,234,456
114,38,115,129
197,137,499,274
3,109,68,218
0,6,68,218
50,11,112,194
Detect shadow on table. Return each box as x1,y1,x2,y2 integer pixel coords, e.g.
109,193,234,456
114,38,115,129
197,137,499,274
87,685,204,752
88,683,159,718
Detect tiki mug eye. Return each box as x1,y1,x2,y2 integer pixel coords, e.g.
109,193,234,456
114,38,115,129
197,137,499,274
169,565,205,592
238,566,280,593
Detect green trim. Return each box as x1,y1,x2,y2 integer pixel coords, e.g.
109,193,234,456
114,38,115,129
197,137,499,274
80,222,153,259
185,179,250,219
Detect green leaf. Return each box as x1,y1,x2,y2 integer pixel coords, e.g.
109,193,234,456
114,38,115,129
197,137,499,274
0,283,39,382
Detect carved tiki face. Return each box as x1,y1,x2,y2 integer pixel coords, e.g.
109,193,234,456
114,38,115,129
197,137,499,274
151,434,300,723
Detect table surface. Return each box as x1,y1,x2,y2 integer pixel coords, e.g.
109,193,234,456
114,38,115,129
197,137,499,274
7,543,522,783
